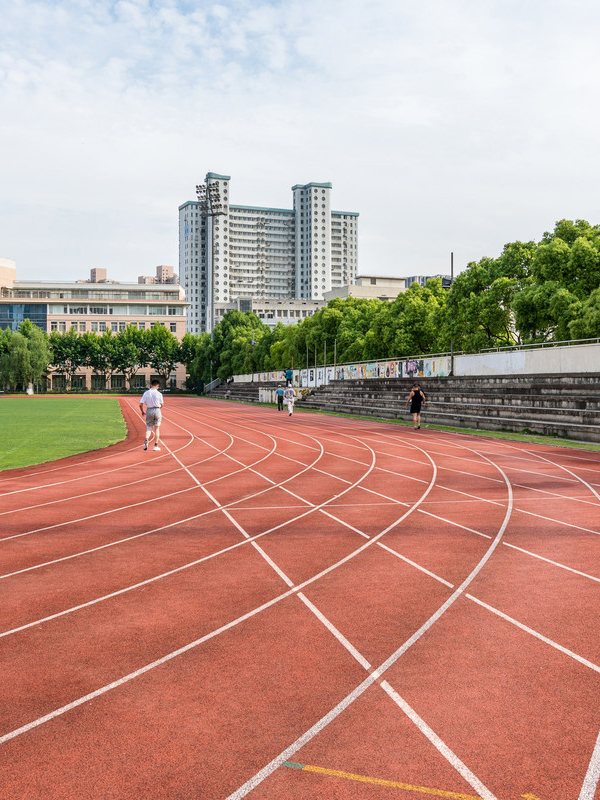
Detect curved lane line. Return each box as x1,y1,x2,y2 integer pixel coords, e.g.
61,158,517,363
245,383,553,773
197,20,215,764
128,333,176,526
0,417,437,743
225,436,514,800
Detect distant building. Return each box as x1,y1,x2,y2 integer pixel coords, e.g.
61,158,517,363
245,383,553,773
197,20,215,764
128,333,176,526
323,275,407,302
215,297,325,329
0,265,189,390
138,265,178,285
179,172,359,334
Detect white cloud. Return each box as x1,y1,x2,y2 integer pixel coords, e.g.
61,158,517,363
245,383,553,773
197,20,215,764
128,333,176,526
1,0,600,282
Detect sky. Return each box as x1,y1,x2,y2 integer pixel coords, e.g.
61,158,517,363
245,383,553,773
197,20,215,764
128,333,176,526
2,0,600,284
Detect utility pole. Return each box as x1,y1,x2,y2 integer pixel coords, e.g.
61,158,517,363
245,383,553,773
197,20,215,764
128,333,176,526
450,251,454,377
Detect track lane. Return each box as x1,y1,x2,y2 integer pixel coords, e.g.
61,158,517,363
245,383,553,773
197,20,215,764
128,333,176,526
2,398,600,800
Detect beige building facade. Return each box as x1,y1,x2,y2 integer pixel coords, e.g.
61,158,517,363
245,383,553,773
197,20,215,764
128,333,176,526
0,264,189,390
323,275,407,302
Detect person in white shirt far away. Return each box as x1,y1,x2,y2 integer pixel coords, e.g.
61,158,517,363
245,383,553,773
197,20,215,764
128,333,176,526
139,379,164,451
283,385,296,416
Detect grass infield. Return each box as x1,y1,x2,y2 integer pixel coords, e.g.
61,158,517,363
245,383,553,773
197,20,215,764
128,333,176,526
0,397,127,471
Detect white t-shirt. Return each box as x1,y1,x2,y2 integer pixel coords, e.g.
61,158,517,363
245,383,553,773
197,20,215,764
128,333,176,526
141,388,164,409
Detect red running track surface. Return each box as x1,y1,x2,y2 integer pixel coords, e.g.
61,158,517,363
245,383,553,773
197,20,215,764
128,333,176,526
1,396,600,800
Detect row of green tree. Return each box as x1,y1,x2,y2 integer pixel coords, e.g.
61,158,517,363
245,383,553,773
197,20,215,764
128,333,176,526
0,322,192,391
188,218,600,382
3,218,599,390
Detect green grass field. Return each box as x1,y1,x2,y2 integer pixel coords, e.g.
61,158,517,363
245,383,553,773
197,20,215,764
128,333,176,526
0,397,127,471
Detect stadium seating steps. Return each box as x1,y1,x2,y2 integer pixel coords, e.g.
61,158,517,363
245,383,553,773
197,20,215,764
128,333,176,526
206,373,600,443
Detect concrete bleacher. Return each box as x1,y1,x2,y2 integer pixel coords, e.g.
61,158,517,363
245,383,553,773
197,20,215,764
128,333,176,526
298,373,600,443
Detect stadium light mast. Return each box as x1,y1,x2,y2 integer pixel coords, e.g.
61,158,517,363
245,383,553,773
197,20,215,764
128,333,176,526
196,179,226,336
449,251,454,376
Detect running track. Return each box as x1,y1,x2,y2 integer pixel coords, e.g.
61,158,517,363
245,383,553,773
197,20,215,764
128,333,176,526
1,396,600,800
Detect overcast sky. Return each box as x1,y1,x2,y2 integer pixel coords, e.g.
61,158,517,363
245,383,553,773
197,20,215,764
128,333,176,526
2,0,599,283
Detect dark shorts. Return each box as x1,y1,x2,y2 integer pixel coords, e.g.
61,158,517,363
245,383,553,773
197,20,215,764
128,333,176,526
410,402,422,414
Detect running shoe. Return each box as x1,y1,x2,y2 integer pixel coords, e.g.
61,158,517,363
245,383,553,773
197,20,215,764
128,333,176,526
143,440,148,450
153,445,161,451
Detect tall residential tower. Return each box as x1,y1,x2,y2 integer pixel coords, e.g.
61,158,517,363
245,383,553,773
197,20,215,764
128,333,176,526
179,173,358,334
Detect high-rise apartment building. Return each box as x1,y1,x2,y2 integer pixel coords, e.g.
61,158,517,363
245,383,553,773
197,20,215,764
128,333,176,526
179,173,358,333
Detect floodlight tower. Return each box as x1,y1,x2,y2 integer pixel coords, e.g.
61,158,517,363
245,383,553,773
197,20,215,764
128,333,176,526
196,180,226,335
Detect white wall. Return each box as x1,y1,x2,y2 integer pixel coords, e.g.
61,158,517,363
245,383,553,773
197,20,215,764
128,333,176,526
455,342,600,376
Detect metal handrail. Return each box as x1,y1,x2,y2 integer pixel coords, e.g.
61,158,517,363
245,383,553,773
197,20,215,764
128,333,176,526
480,337,600,353
204,378,221,393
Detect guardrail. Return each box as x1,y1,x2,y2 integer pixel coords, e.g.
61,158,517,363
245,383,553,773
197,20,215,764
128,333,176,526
204,378,221,393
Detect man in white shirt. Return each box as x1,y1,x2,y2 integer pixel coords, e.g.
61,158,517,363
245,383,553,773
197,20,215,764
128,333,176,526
139,379,164,451
283,385,295,416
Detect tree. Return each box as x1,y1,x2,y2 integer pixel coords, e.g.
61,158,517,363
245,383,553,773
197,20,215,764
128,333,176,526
188,331,213,384
112,325,151,387
569,288,600,339
390,280,447,356
87,330,119,389
0,322,50,391
146,324,180,384
49,328,88,388
444,257,521,352
513,222,600,342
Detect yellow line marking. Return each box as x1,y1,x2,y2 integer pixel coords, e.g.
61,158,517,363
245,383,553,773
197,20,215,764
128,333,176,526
521,795,543,800
301,764,483,799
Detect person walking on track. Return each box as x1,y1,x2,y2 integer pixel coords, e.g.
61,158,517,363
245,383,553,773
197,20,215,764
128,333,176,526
406,382,426,429
275,384,285,411
140,379,164,451
283,385,296,416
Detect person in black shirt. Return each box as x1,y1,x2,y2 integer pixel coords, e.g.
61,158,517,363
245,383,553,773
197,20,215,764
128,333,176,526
406,382,426,429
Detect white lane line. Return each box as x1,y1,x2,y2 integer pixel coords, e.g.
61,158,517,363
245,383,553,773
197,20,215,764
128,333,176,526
0,445,435,741
465,595,600,675
0,482,204,544
318,509,370,539
0,434,326,578
518,447,600,502
376,543,454,588
380,682,499,800
363,444,600,538
225,436,513,800
0,406,199,498
0,406,328,557
502,543,600,584
0,409,372,628
164,438,297,590
0,449,232,518
297,592,372,670
579,724,600,800
184,410,600,542
380,447,599,507
320,508,454,588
